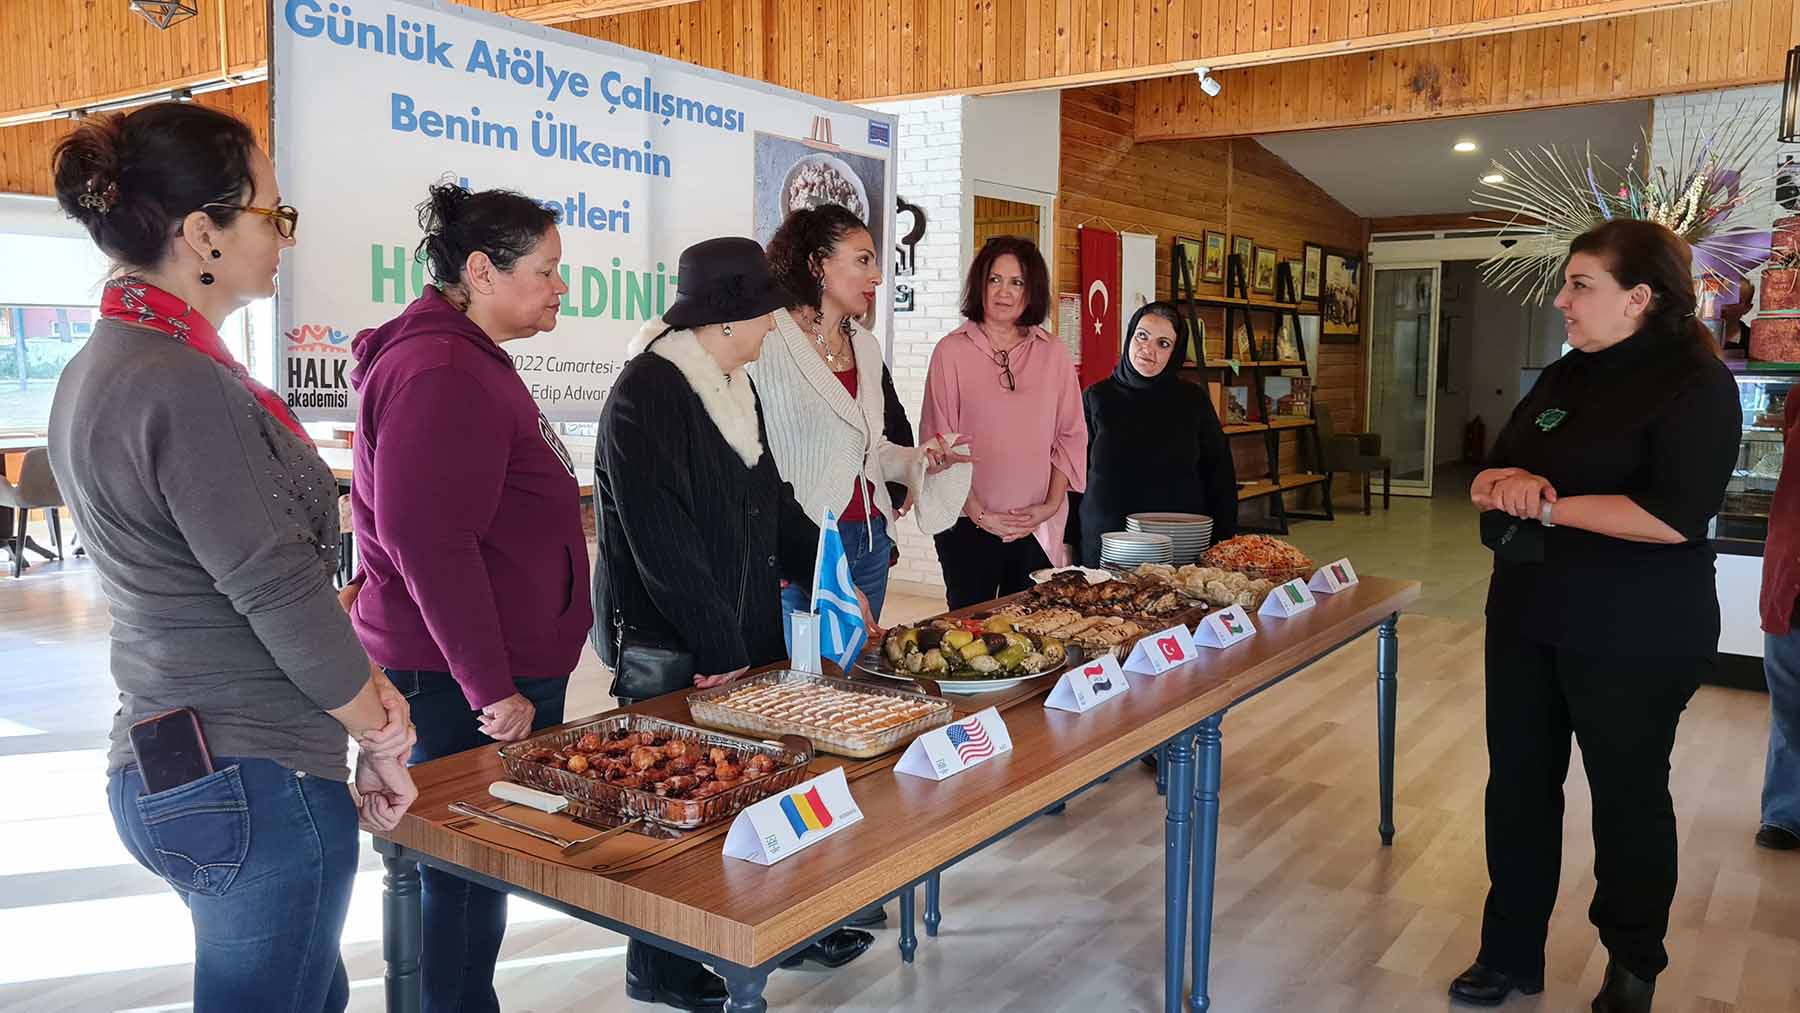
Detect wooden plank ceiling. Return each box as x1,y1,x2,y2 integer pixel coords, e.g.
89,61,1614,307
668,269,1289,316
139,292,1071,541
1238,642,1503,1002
4,0,1733,123
1136,0,1796,139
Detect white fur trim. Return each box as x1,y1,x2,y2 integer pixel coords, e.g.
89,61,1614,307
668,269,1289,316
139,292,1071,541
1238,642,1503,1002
645,326,763,468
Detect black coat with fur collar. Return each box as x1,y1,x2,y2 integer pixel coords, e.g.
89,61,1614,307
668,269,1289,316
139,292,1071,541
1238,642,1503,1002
591,328,819,684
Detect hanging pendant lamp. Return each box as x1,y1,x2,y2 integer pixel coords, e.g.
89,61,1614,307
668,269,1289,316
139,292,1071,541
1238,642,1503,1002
129,0,199,30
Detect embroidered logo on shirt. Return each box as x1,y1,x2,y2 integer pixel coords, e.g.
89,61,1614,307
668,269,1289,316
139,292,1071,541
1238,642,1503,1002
1534,409,1568,432
538,413,576,478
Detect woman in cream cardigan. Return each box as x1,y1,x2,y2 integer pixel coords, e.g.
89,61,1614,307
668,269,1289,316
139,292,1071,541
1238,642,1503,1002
753,204,970,627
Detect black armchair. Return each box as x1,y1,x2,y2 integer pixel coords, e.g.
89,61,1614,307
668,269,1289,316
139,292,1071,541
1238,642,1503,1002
1314,409,1391,515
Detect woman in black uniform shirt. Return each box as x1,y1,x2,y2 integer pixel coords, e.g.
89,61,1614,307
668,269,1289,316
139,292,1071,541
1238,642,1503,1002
1077,301,1237,565
1450,220,1739,1012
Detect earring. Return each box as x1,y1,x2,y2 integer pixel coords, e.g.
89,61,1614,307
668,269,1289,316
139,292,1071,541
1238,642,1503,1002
200,272,215,286
722,323,734,337
210,249,222,259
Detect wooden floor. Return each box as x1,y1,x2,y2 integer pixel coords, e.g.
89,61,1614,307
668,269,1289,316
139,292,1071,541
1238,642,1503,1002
2,503,1798,1011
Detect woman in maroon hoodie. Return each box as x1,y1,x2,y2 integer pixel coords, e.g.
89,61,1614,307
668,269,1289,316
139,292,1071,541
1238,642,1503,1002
345,182,592,1013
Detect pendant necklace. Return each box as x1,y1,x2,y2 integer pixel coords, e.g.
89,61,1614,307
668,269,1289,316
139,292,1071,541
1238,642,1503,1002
809,310,851,370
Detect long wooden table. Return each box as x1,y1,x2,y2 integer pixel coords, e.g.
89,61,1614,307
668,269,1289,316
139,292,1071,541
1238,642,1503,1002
373,576,1420,1012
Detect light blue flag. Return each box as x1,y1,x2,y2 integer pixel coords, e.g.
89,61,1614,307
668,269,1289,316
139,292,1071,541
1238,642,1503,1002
812,509,867,671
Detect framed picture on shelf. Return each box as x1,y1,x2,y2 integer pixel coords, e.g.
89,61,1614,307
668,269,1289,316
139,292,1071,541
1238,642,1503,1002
1260,376,1311,419
1173,236,1203,291
1234,321,1255,361
1320,248,1363,342
1223,385,1250,425
1203,231,1227,283
1275,316,1299,361
1302,243,1324,300
1252,247,1278,294
1230,235,1254,285
1281,259,1303,300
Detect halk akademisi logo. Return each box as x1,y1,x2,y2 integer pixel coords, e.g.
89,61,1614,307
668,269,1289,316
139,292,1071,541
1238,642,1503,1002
285,324,352,354
284,324,352,409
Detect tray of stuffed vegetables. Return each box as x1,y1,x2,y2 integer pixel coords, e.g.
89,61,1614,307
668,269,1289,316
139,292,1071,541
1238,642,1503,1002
859,613,1083,694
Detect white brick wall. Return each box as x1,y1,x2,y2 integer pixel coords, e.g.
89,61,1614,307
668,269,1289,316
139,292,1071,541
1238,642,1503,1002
866,96,969,593
1651,86,1800,323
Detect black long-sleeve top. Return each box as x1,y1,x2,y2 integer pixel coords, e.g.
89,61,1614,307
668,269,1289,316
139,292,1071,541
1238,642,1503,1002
1075,375,1239,567
1484,321,1739,657
880,364,914,513
592,351,818,675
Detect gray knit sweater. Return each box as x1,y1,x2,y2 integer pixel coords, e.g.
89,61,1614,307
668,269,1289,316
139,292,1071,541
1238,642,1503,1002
48,319,369,781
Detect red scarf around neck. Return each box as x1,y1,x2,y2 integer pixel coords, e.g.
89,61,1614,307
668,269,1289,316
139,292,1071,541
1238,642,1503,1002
101,277,313,447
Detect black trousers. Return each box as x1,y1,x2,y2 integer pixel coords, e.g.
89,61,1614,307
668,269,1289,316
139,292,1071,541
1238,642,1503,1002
1478,629,1703,983
933,517,1052,610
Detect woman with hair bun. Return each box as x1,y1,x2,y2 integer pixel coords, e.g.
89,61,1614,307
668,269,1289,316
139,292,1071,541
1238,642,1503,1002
48,101,415,1010
1452,219,1739,1012
345,180,592,1013
754,203,971,632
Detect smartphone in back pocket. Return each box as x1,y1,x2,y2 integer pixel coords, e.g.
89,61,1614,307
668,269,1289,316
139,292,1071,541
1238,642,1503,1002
129,708,215,793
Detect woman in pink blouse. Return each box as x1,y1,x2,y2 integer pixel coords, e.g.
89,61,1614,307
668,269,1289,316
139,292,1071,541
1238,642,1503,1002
921,236,1087,608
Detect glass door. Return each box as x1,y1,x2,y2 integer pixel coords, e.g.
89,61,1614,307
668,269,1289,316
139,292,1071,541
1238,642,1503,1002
1364,264,1441,496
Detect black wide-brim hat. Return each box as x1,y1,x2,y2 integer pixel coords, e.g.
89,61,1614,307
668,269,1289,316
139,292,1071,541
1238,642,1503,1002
662,236,791,330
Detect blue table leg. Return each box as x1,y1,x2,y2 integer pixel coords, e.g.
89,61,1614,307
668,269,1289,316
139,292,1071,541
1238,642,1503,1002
1156,743,1169,797
1377,614,1399,846
720,963,769,1013
1163,728,1197,1013
898,882,918,963
925,871,942,937
1188,714,1225,1013
381,851,422,1013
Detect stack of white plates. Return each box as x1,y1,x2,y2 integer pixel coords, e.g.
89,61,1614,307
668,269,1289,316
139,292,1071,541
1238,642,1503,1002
1125,512,1215,564
1100,531,1175,567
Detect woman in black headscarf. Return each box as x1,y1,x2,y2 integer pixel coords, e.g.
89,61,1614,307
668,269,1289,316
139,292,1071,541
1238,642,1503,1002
1076,301,1237,567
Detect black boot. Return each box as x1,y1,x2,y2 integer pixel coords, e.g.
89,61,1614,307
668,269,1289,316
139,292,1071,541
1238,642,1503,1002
844,903,888,928
625,940,728,1011
1756,823,1800,850
779,928,874,969
1592,958,1655,1013
1449,962,1544,1007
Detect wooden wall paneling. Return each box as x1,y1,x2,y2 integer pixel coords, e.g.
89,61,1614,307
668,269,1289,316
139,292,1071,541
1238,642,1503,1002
6,0,1767,123
1728,0,1742,81
1137,0,1794,140
1016,0,1030,80
1710,0,1732,82
225,0,266,74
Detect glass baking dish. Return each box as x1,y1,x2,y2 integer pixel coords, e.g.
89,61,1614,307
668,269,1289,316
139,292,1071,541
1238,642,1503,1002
688,670,954,758
497,714,813,830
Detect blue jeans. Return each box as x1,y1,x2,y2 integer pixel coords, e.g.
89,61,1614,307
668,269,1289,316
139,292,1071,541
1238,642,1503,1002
387,670,569,1013
1764,631,1800,834
782,515,893,654
107,757,359,1012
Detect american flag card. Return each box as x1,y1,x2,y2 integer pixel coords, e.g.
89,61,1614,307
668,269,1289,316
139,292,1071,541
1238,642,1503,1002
895,707,1013,780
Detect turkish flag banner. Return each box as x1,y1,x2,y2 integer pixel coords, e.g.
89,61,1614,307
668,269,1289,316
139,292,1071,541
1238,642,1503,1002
1078,227,1120,389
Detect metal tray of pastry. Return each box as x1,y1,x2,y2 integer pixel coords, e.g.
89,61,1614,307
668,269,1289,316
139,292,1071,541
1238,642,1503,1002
497,714,812,831
688,670,954,758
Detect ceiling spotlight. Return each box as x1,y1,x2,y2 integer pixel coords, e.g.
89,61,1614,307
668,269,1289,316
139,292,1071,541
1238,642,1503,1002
1481,172,1507,185
1453,140,1478,153
1194,66,1222,98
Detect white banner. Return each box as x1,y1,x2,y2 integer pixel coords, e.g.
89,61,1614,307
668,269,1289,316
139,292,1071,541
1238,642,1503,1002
1120,231,1155,340
272,0,897,421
